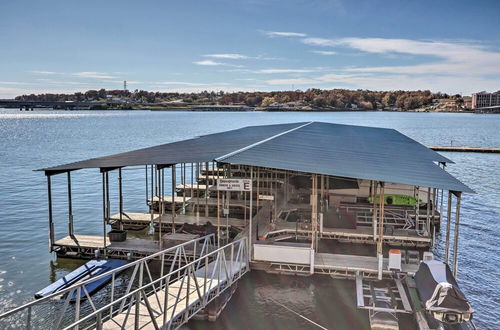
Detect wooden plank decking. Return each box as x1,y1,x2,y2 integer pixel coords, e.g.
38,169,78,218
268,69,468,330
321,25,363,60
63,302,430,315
54,235,159,253
109,212,246,228
428,145,500,153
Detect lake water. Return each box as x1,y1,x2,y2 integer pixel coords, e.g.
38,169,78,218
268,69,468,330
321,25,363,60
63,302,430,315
0,109,498,329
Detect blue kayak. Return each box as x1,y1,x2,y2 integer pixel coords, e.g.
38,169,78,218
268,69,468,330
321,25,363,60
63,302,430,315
35,259,127,301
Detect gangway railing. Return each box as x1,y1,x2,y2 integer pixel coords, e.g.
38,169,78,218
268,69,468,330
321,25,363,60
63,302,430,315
0,234,248,329
72,237,248,329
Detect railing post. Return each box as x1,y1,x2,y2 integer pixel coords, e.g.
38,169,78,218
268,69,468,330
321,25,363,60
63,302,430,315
134,291,140,330
96,312,102,330
74,286,81,329
110,272,115,317
186,265,191,319
230,243,234,284
26,306,31,330
162,275,170,326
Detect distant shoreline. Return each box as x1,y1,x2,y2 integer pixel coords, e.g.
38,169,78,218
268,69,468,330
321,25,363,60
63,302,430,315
0,107,481,114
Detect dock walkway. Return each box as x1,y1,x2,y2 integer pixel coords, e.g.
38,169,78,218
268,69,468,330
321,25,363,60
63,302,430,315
53,234,215,260
262,222,431,247
103,260,246,329
264,252,419,279
428,145,500,153
314,253,418,276
0,235,250,330
109,212,246,230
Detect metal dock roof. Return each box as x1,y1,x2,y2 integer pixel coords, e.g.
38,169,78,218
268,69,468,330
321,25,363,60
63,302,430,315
39,122,472,193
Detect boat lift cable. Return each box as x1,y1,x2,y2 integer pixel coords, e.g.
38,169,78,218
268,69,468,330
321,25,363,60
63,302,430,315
269,298,328,330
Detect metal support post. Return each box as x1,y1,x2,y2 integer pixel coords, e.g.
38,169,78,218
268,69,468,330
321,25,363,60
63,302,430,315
205,162,209,217
118,168,123,230
445,191,452,264
47,175,55,252
377,182,385,280
67,171,74,237
102,172,107,249
249,166,253,260
452,192,461,277
172,165,176,233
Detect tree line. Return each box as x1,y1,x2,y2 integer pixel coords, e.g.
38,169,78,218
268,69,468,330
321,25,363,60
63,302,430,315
15,88,461,110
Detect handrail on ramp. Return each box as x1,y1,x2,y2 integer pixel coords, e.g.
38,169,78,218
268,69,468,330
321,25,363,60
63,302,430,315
0,234,250,330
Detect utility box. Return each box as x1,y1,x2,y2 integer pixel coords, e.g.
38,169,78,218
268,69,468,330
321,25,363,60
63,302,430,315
388,249,402,271
423,251,434,261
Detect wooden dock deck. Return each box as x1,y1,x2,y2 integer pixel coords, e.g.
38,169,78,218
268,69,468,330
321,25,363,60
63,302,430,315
109,212,246,230
148,197,251,209
53,234,161,259
175,184,213,196
428,145,500,153
53,234,216,261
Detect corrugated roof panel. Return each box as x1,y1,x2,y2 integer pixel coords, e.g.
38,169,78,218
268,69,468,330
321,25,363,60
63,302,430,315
39,122,306,172
220,122,471,192
38,121,471,193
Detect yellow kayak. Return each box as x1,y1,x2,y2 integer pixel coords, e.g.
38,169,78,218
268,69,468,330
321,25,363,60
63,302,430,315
368,194,421,206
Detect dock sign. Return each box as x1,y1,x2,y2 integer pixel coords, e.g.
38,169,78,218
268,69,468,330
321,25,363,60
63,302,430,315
217,178,252,192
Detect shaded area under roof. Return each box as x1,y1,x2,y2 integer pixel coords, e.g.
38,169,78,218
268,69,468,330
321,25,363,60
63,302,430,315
39,121,472,193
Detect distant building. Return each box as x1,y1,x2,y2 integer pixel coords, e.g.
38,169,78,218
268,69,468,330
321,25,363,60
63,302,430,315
471,91,500,109
462,97,472,109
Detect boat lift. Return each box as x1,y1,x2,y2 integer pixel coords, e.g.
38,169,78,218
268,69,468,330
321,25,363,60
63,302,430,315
355,272,413,330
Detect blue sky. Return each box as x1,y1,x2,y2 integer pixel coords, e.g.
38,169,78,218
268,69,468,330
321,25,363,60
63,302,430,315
1,0,500,97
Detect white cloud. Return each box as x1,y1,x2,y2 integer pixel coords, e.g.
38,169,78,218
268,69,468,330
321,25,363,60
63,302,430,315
36,78,91,85
302,37,339,47
29,70,59,75
0,81,27,85
203,53,249,59
300,37,500,76
73,72,117,79
193,60,243,67
254,68,317,74
263,70,500,94
336,38,500,76
311,50,337,55
264,31,307,38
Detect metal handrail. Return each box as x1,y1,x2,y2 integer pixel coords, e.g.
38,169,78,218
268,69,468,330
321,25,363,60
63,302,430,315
65,237,248,329
0,234,216,320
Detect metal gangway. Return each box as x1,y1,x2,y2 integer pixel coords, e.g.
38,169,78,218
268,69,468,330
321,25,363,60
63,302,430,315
0,234,249,330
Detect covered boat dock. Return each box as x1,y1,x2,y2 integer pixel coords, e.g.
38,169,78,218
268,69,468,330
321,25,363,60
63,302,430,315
39,121,472,280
